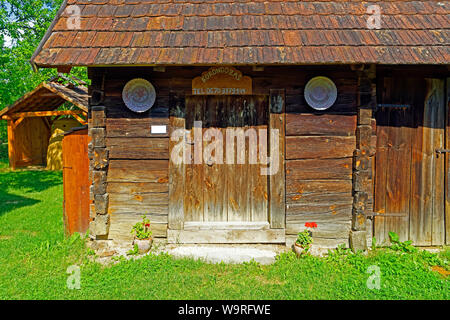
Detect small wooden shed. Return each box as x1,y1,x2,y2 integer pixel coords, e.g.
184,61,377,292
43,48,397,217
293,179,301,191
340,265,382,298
0,76,88,170
30,0,450,250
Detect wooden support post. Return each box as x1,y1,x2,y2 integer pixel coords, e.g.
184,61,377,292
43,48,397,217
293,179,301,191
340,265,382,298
7,120,16,170
446,77,450,245
269,89,286,229
350,65,376,252
88,105,109,240
168,91,186,230
4,110,85,119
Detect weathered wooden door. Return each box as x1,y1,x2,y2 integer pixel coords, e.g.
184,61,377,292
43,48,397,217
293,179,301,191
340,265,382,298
374,78,447,246
168,95,285,243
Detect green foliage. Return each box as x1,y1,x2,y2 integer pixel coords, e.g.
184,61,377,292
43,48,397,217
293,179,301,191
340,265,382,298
389,231,418,253
0,162,448,300
327,243,352,262
130,215,153,240
296,230,313,251
371,237,378,250
0,142,7,168
0,1,88,145
127,244,139,256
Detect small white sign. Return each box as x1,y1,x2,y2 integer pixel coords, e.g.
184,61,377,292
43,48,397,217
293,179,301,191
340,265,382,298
151,125,167,134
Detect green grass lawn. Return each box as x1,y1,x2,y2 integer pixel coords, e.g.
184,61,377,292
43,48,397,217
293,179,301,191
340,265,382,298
0,143,448,300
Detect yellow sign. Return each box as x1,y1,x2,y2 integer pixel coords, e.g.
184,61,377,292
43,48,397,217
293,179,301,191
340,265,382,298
192,67,252,95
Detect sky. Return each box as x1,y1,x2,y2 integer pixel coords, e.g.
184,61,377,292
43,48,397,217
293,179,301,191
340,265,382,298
3,34,12,48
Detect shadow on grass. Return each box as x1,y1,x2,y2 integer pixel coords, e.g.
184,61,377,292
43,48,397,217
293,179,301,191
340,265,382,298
0,143,63,217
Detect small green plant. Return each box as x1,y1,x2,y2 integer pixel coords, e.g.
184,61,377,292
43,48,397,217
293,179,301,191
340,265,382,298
371,237,378,251
388,231,417,253
327,244,352,262
131,215,153,240
86,248,96,256
296,230,313,250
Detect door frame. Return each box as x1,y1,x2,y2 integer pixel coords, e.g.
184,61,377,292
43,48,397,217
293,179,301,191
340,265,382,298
167,90,286,244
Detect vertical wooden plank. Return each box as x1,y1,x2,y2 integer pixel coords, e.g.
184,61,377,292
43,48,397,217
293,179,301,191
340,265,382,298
183,98,194,223
168,91,185,229
374,108,389,245
410,81,428,245
410,79,446,246
269,89,286,229
238,96,250,222
217,97,228,221
384,108,411,242
227,96,240,221
7,120,16,170
251,95,269,222
203,96,225,222
184,96,199,222
446,77,450,245
191,97,205,221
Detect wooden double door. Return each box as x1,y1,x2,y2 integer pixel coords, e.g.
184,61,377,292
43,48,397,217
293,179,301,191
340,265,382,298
168,94,286,243
374,78,449,246
184,95,269,224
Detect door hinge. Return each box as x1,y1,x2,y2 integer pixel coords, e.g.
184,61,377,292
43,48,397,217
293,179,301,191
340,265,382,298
436,149,450,156
366,212,408,220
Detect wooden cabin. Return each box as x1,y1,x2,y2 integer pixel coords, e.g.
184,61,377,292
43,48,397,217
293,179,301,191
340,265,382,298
0,77,88,170
31,1,449,250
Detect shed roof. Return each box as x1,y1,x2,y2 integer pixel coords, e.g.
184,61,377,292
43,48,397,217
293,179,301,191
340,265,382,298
0,80,88,118
31,0,450,67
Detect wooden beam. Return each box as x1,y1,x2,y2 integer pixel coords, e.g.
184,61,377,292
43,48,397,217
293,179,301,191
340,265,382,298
12,117,25,129
446,77,450,245
168,91,186,230
167,229,285,244
4,110,85,119
72,113,88,125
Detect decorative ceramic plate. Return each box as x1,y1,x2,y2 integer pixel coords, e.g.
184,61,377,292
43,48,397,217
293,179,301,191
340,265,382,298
122,78,156,113
304,76,337,111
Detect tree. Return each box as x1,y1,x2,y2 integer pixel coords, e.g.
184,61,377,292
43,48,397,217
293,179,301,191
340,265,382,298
0,0,87,143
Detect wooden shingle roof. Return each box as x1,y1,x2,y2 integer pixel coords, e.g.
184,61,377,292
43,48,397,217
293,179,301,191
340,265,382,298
0,81,88,117
31,0,450,67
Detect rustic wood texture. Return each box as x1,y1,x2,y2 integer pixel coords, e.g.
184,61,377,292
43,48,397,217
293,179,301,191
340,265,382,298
269,89,286,229
97,66,359,243
168,90,186,230
181,95,269,224
167,229,285,244
446,78,450,245
109,214,167,240
107,160,168,183
286,136,356,160
7,117,51,169
286,113,357,136
374,77,446,246
63,129,91,236
107,138,169,160
192,67,253,95
7,120,15,170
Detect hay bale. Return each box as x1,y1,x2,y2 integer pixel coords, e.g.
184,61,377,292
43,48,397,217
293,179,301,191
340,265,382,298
47,119,81,170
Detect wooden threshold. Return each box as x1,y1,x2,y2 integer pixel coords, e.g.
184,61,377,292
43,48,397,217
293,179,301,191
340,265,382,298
167,229,285,244
183,222,270,230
